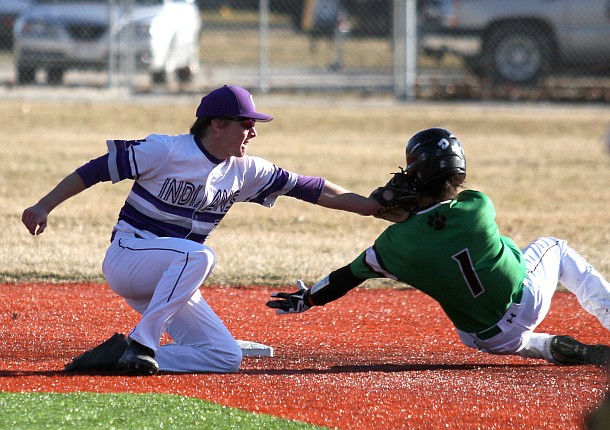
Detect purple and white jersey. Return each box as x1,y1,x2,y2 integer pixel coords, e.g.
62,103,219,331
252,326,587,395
99,133,321,243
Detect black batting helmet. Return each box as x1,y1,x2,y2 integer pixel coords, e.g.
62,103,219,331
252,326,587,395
405,128,466,187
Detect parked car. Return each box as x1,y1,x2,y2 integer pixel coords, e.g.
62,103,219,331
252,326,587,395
420,0,610,85
0,0,30,49
13,0,201,85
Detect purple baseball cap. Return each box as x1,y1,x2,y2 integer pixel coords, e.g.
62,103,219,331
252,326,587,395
195,85,273,122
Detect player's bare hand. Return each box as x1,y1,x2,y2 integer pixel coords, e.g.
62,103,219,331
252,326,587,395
22,205,49,235
266,280,312,314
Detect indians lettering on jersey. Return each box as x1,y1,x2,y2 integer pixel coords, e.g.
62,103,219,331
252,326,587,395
106,134,297,243
158,178,205,207
200,188,240,213
156,178,241,214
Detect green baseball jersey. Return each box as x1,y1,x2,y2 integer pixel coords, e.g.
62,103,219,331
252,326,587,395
350,190,526,333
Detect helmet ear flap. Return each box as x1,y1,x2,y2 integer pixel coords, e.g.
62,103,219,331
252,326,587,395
404,158,423,188
405,147,435,188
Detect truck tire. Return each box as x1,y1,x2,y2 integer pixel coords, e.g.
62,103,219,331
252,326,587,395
47,67,65,85
175,66,193,83
17,63,36,85
151,71,167,84
484,26,553,85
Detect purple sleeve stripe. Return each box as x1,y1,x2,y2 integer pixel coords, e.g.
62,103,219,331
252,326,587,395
109,140,140,180
247,168,291,204
130,145,140,177
116,147,135,180
286,175,325,203
256,167,283,195
75,154,112,188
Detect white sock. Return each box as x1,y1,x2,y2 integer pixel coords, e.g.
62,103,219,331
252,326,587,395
518,333,555,362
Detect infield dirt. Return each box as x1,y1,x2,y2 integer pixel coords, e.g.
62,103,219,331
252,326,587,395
0,283,608,429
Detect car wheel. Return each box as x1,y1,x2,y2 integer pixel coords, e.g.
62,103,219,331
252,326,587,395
46,67,64,85
485,27,553,85
175,67,193,83
151,71,167,84
17,63,36,85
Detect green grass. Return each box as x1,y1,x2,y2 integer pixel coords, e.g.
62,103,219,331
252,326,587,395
0,392,323,430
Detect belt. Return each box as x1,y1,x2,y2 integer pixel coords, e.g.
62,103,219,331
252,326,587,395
475,286,524,340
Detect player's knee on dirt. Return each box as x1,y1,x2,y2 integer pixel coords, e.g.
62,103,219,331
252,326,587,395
194,341,242,373
221,342,243,373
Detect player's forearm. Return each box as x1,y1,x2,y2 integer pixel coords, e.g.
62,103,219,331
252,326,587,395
36,172,87,213
316,181,381,216
266,265,365,314
308,265,365,306
23,172,88,235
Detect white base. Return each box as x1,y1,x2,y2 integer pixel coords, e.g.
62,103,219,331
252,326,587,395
236,340,274,357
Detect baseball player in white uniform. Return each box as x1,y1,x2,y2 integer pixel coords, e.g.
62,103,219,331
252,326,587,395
267,128,610,366
22,85,382,375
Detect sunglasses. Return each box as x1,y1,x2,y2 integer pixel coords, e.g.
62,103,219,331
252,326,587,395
223,117,256,130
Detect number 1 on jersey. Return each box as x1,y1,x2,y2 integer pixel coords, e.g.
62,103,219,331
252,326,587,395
452,248,485,297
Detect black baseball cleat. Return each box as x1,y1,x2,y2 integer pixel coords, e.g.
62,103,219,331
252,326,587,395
117,340,160,375
550,335,610,365
64,332,129,372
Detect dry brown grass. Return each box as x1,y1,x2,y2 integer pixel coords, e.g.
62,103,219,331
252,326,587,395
1,97,608,286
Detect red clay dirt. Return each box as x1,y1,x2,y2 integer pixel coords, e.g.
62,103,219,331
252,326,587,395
0,283,608,429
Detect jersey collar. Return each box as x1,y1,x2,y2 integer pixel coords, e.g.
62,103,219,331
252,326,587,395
416,200,452,214
193,135,223,164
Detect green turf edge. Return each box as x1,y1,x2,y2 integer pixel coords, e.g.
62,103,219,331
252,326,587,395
0,392,327,430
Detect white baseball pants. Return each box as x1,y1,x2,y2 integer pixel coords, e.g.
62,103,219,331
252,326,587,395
457,237,610,362
102,231,242,372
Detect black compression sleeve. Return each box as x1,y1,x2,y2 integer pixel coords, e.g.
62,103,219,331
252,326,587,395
309,264,365,306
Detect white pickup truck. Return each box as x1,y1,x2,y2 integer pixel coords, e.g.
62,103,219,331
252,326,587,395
13,0,201,85
420,0,610,85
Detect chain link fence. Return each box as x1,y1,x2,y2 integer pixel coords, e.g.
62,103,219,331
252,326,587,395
198,0,404,92
0,0,609,100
